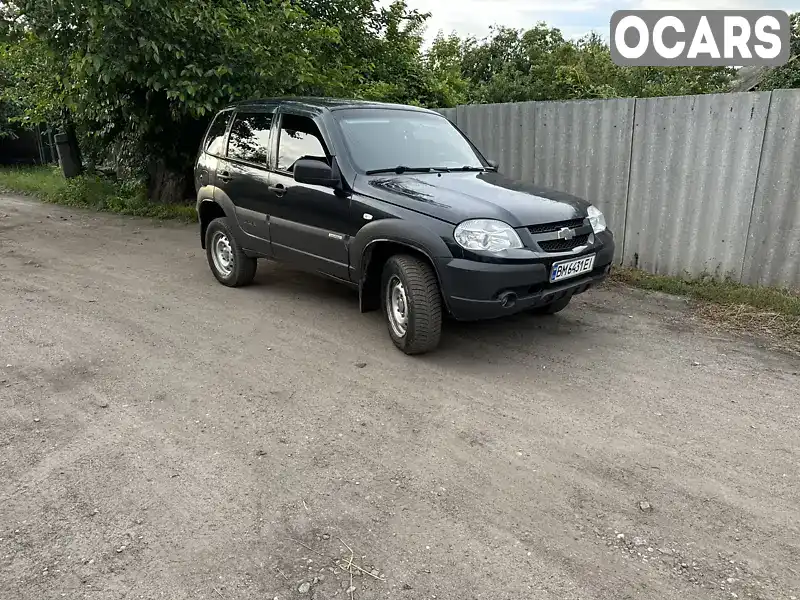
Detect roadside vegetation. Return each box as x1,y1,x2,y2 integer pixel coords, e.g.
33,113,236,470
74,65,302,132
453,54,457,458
612,267,800,352
0,166,195,222
612,268,800,317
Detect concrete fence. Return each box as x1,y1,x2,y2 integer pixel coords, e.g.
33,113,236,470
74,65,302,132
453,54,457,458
438,90,800,288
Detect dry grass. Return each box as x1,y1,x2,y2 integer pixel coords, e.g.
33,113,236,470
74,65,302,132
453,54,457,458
694,303,800,354
611,267,800,316
611,267,800,354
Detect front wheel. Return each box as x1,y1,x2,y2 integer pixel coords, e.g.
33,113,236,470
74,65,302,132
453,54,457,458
381,255,442,355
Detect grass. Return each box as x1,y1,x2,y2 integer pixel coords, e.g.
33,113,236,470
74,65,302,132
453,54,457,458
0,165,196,223
612,267,800,351
611,267,800,317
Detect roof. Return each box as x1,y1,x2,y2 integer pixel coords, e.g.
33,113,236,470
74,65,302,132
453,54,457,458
225,96,438,114
731,66,771,93
730,56,798,93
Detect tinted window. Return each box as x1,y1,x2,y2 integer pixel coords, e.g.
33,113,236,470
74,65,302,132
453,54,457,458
227,112,273,164
335,109,483,173
277,114,328,172
204,111,231,155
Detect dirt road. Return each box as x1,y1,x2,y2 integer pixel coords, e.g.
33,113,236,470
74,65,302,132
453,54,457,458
1,194,798,600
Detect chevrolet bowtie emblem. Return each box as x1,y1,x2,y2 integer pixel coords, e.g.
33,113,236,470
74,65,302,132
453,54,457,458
557,227,575,240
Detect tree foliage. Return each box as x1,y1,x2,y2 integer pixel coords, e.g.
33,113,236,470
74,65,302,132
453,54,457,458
0,56,16,138
0,1,749,200
759,12,800,91
430,25,735,104
6,0,352,195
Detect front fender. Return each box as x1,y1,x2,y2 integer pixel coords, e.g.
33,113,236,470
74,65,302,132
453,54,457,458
350,219,455,314
350,219,454,279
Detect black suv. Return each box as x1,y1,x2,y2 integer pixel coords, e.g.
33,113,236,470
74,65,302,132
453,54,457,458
195,98,614,354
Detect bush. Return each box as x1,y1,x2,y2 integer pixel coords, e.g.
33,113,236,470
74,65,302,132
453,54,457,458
0,165,196,222
612,267,800,317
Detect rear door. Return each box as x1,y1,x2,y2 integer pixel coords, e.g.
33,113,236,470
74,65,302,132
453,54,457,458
215,108,276,256
266,109,351,280
195,109,232,192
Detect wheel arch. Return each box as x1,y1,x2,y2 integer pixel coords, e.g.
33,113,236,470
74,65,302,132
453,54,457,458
197,187,235,249
353,221,452,314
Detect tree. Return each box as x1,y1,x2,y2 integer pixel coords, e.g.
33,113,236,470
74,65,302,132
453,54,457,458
456,25,734,104
459,25,575,103
0,0,742,201
1,5,24,139
0,48,15,138
8,0,349,201
562,34,734,99
296,0,462,107
759,12,800,90
1,32,66,127
4,0,450,198
424,33,469,107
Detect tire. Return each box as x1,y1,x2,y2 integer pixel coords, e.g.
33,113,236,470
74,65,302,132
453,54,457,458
381,255,442,355
205,217,257,287
530,295,572,315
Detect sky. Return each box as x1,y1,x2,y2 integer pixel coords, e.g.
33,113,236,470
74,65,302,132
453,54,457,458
399,0,800,44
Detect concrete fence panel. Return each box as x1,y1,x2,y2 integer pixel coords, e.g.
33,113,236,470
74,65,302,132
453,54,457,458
742,90,800,288
533,99,635,259
436,90,800,288
436,107,457,124
622,92,772,279
456,102,536,182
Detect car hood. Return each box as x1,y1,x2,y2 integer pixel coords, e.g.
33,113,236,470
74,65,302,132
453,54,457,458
357,170,591,227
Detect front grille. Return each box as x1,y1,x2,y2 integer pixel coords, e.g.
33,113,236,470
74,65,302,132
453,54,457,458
528,218,585,234
538,234,590,252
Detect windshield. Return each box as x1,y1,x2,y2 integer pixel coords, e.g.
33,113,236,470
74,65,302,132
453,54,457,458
334,109,485,173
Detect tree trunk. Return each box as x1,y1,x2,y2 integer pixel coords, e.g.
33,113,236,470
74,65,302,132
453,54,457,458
47,127,57,163
65,120,84,175
147,159,190,204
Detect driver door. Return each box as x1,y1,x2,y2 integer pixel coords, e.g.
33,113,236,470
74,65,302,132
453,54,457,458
266,109,351,280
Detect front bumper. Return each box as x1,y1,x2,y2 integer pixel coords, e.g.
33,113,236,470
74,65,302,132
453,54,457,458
438,234,614,321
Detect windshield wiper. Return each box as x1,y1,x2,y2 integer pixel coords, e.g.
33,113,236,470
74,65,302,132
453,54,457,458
458,166,490,172
365,166,452,175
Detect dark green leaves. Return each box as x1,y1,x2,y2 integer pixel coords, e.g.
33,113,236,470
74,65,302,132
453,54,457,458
2,0,785,201
759,13,800,91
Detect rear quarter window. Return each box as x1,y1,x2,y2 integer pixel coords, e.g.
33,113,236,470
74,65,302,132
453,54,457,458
204,111,232,155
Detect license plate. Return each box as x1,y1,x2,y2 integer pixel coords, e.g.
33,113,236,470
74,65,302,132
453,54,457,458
550,254,596,283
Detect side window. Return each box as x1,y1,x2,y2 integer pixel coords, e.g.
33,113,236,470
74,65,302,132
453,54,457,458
204,111,232,155
227,112,274,164
276,114,329,173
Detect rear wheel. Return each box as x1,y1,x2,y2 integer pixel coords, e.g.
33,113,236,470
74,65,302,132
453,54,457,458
381,255,442,355
205,217,257,287
530,295,572,315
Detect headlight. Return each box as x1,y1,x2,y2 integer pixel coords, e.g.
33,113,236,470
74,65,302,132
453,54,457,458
587,205,606,234
454,219,523,253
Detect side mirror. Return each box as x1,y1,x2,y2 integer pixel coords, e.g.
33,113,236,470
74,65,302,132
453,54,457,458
487,159,499,170
293,159,340,187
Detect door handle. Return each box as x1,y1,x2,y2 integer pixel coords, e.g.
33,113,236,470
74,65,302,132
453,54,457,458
268,184,287,197
218,171,233,183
